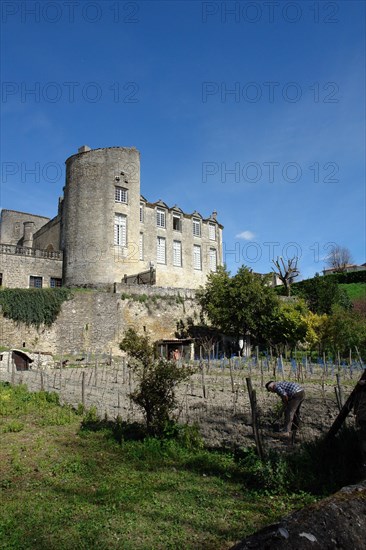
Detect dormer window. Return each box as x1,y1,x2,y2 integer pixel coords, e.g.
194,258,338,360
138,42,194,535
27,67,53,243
172,213,182,231
115,186,128,203
156,207,166,228
193,217,201,237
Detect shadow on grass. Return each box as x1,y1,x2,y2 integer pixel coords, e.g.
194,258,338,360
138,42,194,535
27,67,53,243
79,414,365,496
80,415,148,443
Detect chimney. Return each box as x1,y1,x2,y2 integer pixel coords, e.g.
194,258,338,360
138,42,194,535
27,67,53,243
78,145,91,153
212,210,217,220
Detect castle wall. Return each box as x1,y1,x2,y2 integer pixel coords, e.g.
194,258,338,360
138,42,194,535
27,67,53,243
0,250,62,288
33,214,61,251
0,289,198,355
0,210,50,246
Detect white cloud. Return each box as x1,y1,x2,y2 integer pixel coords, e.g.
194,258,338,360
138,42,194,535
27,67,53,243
235,230,255,241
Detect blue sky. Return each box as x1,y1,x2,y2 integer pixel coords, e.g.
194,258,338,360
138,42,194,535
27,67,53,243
1,0,365,279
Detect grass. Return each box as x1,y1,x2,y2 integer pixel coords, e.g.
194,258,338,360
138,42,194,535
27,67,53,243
0,383,317,550
339,282,366,301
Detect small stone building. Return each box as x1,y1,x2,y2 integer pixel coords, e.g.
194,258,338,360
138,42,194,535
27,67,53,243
0,146,223,290
0,350,33,371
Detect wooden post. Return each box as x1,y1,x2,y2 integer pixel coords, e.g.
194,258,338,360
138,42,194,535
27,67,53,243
260,357,264,388
322,352,326,378
334,386,342,412
246,377,264,460
200,361,207,399
355,346,363,368
94,354,98,386
11,353,15,384
349,349,352,372
304,355,308,380
229,358,235,393
325,369,366,440
82,371,86,407
337,350,341,374
336,373,344,409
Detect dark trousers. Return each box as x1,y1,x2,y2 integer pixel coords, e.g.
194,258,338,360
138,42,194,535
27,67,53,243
284,390,305,432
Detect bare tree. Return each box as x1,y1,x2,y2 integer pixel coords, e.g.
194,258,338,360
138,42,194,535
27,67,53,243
272,256,300,296
325,245,352,273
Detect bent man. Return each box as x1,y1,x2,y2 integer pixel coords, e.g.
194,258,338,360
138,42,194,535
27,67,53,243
266,380,305,436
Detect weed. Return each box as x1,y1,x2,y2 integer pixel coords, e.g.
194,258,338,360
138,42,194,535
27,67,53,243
3,420,24,433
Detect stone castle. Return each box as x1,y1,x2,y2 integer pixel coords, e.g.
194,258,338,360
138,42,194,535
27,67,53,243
0,146,223,290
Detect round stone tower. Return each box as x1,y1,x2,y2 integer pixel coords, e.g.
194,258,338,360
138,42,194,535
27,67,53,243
61,146,141,287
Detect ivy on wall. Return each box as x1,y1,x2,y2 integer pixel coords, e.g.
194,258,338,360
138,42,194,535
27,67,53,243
0,288,72,327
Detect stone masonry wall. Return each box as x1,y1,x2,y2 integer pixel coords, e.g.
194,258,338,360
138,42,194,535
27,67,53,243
0,210,50,246
33,215,61,251
0,289,198,355
0,253,63,288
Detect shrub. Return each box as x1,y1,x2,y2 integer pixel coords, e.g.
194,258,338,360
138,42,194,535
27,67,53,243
0,288,72,326
120,328,193,435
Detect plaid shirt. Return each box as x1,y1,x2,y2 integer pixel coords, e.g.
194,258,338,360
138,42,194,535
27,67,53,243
274,381,303,399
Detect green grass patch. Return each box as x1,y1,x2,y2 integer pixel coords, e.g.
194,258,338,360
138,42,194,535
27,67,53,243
339,282,366,301
0,382,319,550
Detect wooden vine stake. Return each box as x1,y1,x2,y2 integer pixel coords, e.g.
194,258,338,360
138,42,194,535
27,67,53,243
246,377,264,460
326,369,366,440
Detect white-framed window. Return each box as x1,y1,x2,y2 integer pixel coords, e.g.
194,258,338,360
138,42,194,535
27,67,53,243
157,236,166,264
140,203,144,223
193,245,201,270
209,222,216,240
172,213,182,231
115,186,128,203
193,217,201,237
139,233,144,260
173,240,182,267
209,248,217,272
30,276,42,288
114,213,127,246
50,277,62,288
156,208,166,228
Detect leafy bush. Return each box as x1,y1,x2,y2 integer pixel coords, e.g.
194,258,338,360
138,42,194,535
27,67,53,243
0,288,72,326
120,328,193,435
326,271,366,284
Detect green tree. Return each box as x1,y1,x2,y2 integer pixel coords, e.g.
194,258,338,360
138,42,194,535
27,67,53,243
120,329,192,435
197,265,278,346
322,307,366,357
293,274,351,314
269,300,308,354
302,310,328,355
